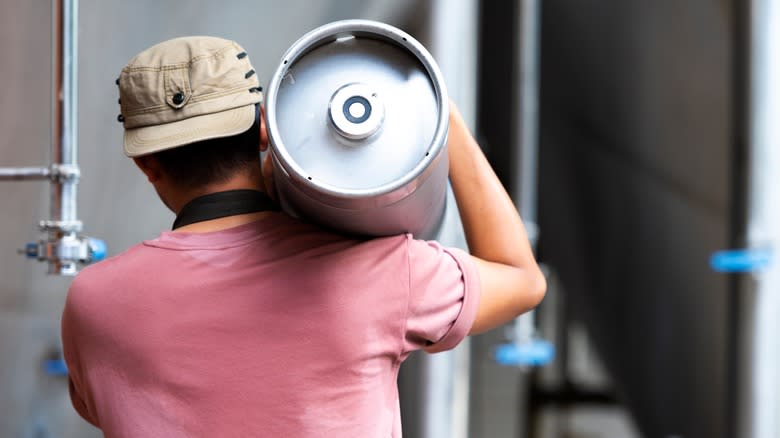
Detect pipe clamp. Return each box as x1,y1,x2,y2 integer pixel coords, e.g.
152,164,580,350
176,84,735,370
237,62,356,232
49,164,80,183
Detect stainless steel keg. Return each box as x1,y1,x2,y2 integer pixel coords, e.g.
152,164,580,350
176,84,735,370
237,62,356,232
264,20,449,239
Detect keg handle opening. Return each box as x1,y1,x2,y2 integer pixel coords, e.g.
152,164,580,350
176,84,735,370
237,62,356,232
328,83,385,141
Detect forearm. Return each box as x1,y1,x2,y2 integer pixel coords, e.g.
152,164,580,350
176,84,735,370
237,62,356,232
446,104,546,334
448,106,536,269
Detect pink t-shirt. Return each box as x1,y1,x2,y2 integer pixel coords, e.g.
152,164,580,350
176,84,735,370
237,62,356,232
61,213,480,437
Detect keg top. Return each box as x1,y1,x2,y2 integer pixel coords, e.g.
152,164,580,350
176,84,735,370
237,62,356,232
265,20,448,196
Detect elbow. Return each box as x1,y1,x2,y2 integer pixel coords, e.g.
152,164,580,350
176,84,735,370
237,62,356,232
528,266,547,309
514,265,546,314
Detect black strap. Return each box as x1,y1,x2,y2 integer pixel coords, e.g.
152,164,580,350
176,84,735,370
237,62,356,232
172,189,280,230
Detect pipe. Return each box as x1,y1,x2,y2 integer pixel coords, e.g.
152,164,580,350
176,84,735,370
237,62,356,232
742,1,780,437
510,0,542,346
46,0,82,275
514,0,541,228
55,0,79,228
0,167,51,181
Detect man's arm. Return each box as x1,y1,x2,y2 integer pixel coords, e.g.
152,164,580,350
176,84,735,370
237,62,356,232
447,103,547,335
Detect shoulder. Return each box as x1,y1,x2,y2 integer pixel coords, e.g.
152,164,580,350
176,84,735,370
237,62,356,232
66,242,149,303
63,242,158,343
405,235,475,277
348,234,476,280
75,242,148,279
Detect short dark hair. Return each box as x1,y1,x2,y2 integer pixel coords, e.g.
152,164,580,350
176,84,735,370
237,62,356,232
153,104,261,188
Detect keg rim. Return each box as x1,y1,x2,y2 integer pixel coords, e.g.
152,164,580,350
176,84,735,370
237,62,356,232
265,19,449,201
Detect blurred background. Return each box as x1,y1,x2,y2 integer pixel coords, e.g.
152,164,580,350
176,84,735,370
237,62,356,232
1,1,778,437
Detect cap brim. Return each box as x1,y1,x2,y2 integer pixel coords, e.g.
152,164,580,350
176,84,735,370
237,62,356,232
123,104,256,157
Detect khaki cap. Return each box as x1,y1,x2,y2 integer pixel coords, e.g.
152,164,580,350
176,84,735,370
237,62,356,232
117,36,263,157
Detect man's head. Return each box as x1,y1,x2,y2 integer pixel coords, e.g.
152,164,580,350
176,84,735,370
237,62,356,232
117,36,266,210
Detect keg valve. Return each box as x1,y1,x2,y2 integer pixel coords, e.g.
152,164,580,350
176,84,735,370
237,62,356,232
328,83,385,140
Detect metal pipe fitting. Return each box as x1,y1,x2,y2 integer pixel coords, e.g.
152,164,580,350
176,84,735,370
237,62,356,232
0,164,80,182
0,167,51,181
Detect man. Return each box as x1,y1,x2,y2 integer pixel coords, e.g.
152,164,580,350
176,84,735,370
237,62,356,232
62,36,545,437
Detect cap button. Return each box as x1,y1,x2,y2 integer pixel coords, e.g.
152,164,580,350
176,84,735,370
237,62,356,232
172,92,185,105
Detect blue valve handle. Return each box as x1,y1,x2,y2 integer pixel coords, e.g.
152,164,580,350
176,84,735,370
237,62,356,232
710,248,773,273
88,238,107,262
495,339,555,367
43,359,68,376
22,237,107,263
24,242,39,259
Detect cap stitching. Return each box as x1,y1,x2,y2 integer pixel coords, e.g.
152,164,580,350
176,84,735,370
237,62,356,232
122,44,240,73
123,84,258,117
189,43,239,65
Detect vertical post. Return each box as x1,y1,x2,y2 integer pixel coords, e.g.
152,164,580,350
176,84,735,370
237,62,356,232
510,0,542,347
514,0,541,227
743,1,780,437
47,0,81,275
52,0,63,231
60,0,78,223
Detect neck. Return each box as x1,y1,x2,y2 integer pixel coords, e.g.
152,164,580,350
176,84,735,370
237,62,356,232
168,171,272,233
173,210,273,233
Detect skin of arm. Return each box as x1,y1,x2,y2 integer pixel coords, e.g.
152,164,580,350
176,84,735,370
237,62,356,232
446,102,547,335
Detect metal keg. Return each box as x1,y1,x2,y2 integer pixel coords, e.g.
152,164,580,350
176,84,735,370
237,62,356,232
264,20,449,239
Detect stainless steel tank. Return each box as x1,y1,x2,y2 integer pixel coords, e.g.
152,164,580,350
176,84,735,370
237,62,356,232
264,20,449,239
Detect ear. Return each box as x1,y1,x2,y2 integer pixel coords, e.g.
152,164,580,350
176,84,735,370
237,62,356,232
259,105,269,152
132,155,163,183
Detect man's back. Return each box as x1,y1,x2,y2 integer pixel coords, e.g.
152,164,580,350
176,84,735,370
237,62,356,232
63,35,545,437
62,213,479,437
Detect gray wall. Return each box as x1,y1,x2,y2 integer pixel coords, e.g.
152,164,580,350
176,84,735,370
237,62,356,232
538,1,734,437
0,2,421,436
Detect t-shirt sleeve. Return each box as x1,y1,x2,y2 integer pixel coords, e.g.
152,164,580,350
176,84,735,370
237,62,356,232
402,235,481,354
61,280,100,427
